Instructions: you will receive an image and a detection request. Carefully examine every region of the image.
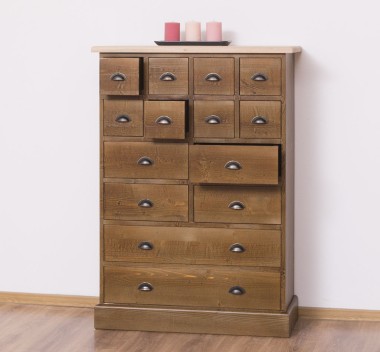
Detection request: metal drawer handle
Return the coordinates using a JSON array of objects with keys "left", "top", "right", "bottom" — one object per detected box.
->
[
  {"left": 251, "top": 116, "right": 268, "bottom": 124},
  {"left": 138, "top": 282, "right": 154, "bottom": 292},
  {"left": 205, "top": 73, "right": 221, "bottom": 82},
  {"left": 155, "top": 116, "right": 172, "bottom": 125},
  {"left": 225, "top": 161, "right": 242, "bottom": 170},
  {"left": 110, "top": 72, "right": 126, "bottom": 81},
  {"left": 137, "top": 157, "right": 154, "bottom": 166},
  {"left": 159, "top": 72, "right": 177, "bottom": 81},
  {"left": 229, "top": 286, "right": 246, "bottom": 295},
  {"left": 138, "top": 199, "right": 153, "bottom": 208},
  {"left": 228, "top": 201, "right": 245, "bottom": 210},
  {"left": 115, "top": 115, "right": 131, "bottom": 123},
  {"left": 138, "top": 241, "right": 154, "bottom": 250},
  {"left": 229, "top": 243, "right": 245, "bottom": 253},
  {"left": 205, "top": 115, "right": 221, "bottom": 124},
  {"left": 251, "top": 73, "right": 268, "bottom": 81}
]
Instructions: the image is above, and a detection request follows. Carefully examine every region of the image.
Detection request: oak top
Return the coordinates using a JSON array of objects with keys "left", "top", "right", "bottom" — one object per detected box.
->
[{"left": 91, "top": 46, "right": 301, "bottom": 54}]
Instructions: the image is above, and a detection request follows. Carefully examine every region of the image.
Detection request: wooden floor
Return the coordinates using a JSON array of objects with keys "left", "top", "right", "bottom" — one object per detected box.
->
[{"left": 1, "top": 303, "right": 380, "bottom": 352}]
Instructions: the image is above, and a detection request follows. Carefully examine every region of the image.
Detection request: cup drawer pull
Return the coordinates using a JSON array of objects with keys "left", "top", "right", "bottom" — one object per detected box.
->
[
  {"left": 229, "top": 243, "right": 245, "bottom": 253},
  {"left": 205, "top": 115, "right": 221, "bottom": 124},
  {"left": 229, "top": 286, "right": 246, "bottom": 295},
  {"left": 159, "top": 72, "right": 177, "bottom": 81},
  {"left": 225, "top": 161, "right": 242, "bottom": 170},
  {"left": 228, "top": 201, "right": 245, "bottom": 210},
  {"left": 110, "top": 72, "right": 126, "bottom": 81},
  {"left": 138, "top": 241, "right": 154, "bottom": 250},
  {"left": 115, "top": 115, "right": 131, "bottom": 123},
  {"left": 138, "top": 199, "right": 153, "bottom": 208},
  {"left": 155, "top": 116, "right": 173, "bottom": 125},
  {"left": 251, "top": 73, "right": 268, "bottom": 81},
  {"left": 251, "top": 116, "right": 268, "bottom": 124},
  {"left": 205, "top": 73, "right": 221, "bottom": 82},
  {"left": 137, "top": 157, "right": 154, "bottom": 166},
  {"left": 138, "top": 282, "right": 154, "bottom": 292}
]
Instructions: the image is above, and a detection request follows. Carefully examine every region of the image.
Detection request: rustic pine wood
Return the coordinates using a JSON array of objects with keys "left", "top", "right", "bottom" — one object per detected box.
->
[{"left": 189, "top": 145, "right": 279, "bottom": 185}]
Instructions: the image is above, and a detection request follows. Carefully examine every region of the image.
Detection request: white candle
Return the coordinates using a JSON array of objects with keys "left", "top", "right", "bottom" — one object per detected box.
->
[
  {"left": 206, "top": 21, "right": 222, "bottom": 41},
  {"left": 185, "top": 21, "right": 201, "bottom": 41}
]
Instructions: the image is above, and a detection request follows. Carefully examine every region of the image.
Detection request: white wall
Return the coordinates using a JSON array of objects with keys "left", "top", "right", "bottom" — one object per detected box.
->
[{"left": 1, "top": 0, "right": 380, "bottom": 309}]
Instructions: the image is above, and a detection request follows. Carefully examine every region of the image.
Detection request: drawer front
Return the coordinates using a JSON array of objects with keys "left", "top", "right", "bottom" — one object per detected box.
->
[
  {"left": 104, "top": 225, "right": 281, "bottom": 267},
  {"left": 104, "top": 265, "right": 281, "bottom": 310},
  {"left": 194, "top": 186, "right": 281, "bottom": 224},
  {"left": 149, "top": 58, "right": 188, "bottom": 95},
  {"left": 194, "top": 101, "right": 234, "bottom": 138},
  {"left": 104, "top": 142, "right": 188, "bottom": 179},
  {"left": 194, "top": 58, "right": 234, "bottom": 95},
  {"left": 104, "top": 183, "right": 188, "bottom": 221},
  {"left": 144, "top": 101, "right": 186, "bottom": 139},
  {"left": 190, "top": 145, "right": 279, "bottom": 185},
  {"left": 103, "top": 99, "right": 143, "bottom": 137},
  {"left": 100, "top": 58, "right": 141, "bottom": 96},
  {"left": 240, "top": 58, "right": 282, "bottom": 96},
  {"left": 240, "top": 101, "right": 281, "bottom": 139}
]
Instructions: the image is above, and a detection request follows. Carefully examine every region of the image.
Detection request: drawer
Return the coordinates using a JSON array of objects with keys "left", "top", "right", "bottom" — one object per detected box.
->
[
  {"left": 190, "top": 145, "right": 279, "bottom": 185},
  {"left": 240, "top": 101, "right": 281, "bottom": 139},
  {"left": 144, "top": 101, "right": 186, "bottom": 139},
  {"left": 104, "top": 142, "right": 188, "bottom": 179},
  {"left": 149, "top": 58, "right": 188, "bottom": 95},
  {"left": 104, "top": 264, "right": 281, "bottom": 310},
  {"left": 194, "top": 186, "right": 281, "bottom": 224},
  {"left": 240, "top": 58, "right": 282, "bottom": 96},
  {"left": 194, "top": 101, "right": 234, "bottom": 138},
  {"left": 194, "top": 58, "right": 234, "bottom": 95},
  {"left": 104, "top": 225, "right": 281, "bottom": 267},
  {"left": 100, "top": 58, "right": 142, "bottom": 95},
  {"left": 104, "top": 183, "right": 188, "bottom": 221},
  {"left": 103, "top": 99, "right": 143, "bottom": 137}
]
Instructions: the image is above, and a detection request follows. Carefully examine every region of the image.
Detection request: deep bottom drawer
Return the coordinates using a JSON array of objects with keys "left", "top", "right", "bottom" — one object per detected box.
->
[{"left": 103, "top": 264, "right": 281, "bottom": 310}]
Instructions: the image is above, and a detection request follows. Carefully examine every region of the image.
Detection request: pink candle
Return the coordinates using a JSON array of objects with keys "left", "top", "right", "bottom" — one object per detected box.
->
[
  {"left": 185, "top": 21, "right": 201, "bottom": 41},
  {"left": 165, "top": 22, "right": 180, "bottom": 41},
  {"left": 206, "top": 21, "right": 222, "bottom": 41}
]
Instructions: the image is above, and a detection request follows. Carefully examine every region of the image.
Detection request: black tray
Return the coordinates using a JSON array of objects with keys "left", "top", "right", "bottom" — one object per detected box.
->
[{"left": 155, "top": 41, "right": 231, "bottom": 46}]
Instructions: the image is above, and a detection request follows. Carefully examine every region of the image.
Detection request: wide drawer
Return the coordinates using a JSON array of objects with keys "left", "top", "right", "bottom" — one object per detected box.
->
[
  {"left": 103, "top": 264, "right": 281, "bottom": 310},
  {"left": 149, "top": 58, "right": 188, "bottom": 95},
  {"left": 103, "top": 99, "right": 143, "bottom": 137},
  {"left": 104, "top": 225, "right": 281, "bottom": 267},
  {"left": 100, "top": 58, "right": 142, "bottom": 96},
  {"left": 104, "top": 183, "right": 188, "bottom": 221},
  {"left": 240, "top": 58, "right": 282, "bottom": 96},
  {"left": 240, "top": 101, "right": 281, "bottom": 139},
  {"left": 194, "top": 58, "right": 235, "bottom": 95},
  {"left": 193, "top": 100, "right": 234, "bottom": 138},
  {"left": 194, "top": 186, "right": 281, "bottom": 224},
  {"left": 104, "top": 142, "right": 188, "bottom": 179},
  {"left": 144, "top": 101, "right": 186, "bottom": 139},
  {"left": 190, "top": 145, "right": 279, "bottom": 185}
]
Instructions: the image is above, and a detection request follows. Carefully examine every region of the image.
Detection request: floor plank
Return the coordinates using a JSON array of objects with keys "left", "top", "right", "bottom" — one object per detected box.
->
[{"left": 1, "top": 303, "right": 380, "bottom": 352}]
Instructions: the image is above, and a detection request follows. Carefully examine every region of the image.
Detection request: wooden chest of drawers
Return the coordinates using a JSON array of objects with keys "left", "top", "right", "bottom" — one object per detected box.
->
[{"left": 93, "top": 45, "right": 301, "bottom": 337}]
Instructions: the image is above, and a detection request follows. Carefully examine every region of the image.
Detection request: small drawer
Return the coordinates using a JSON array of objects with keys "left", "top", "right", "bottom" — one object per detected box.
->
[
  {"left": 149, "top": 58, "right": 188, "bottom": 95},
  {"left": 103, "top": 99, "right": 143, "bottom": 137},
  {"left": 144, "top": 101, "right": 186, "bottom": 139},
  {"left": 194, "top": 58, "right": 234, "bottom": 95},
  {"left": 104, "top": 183, "right": 188, "bottom": 221},
  {"left": 194, "top": 186, "right": 281, "bottom": 224},
  {"left": 104, "top": 142, "right": 188, "bottom": 179},
  {"left": 104, "top": 225, "right": 281, "bottom": 267},
  {"left": 190, "top": 145, "right": 279, "bottom": 185},
  {"left": 240, "top": 101, "right": 281, "bottom": 139},
  {"left": 240, "top": 58, "right": 282, "bottom": 96},
  {"left": 104, "top": 264, "right": 280, "bottom": 310},
  {"left": 100, "top": 58, "right": 142, "bottom": 95},
  {"left": 194, "top": 101, "right": 234, "bottom": 138}
]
